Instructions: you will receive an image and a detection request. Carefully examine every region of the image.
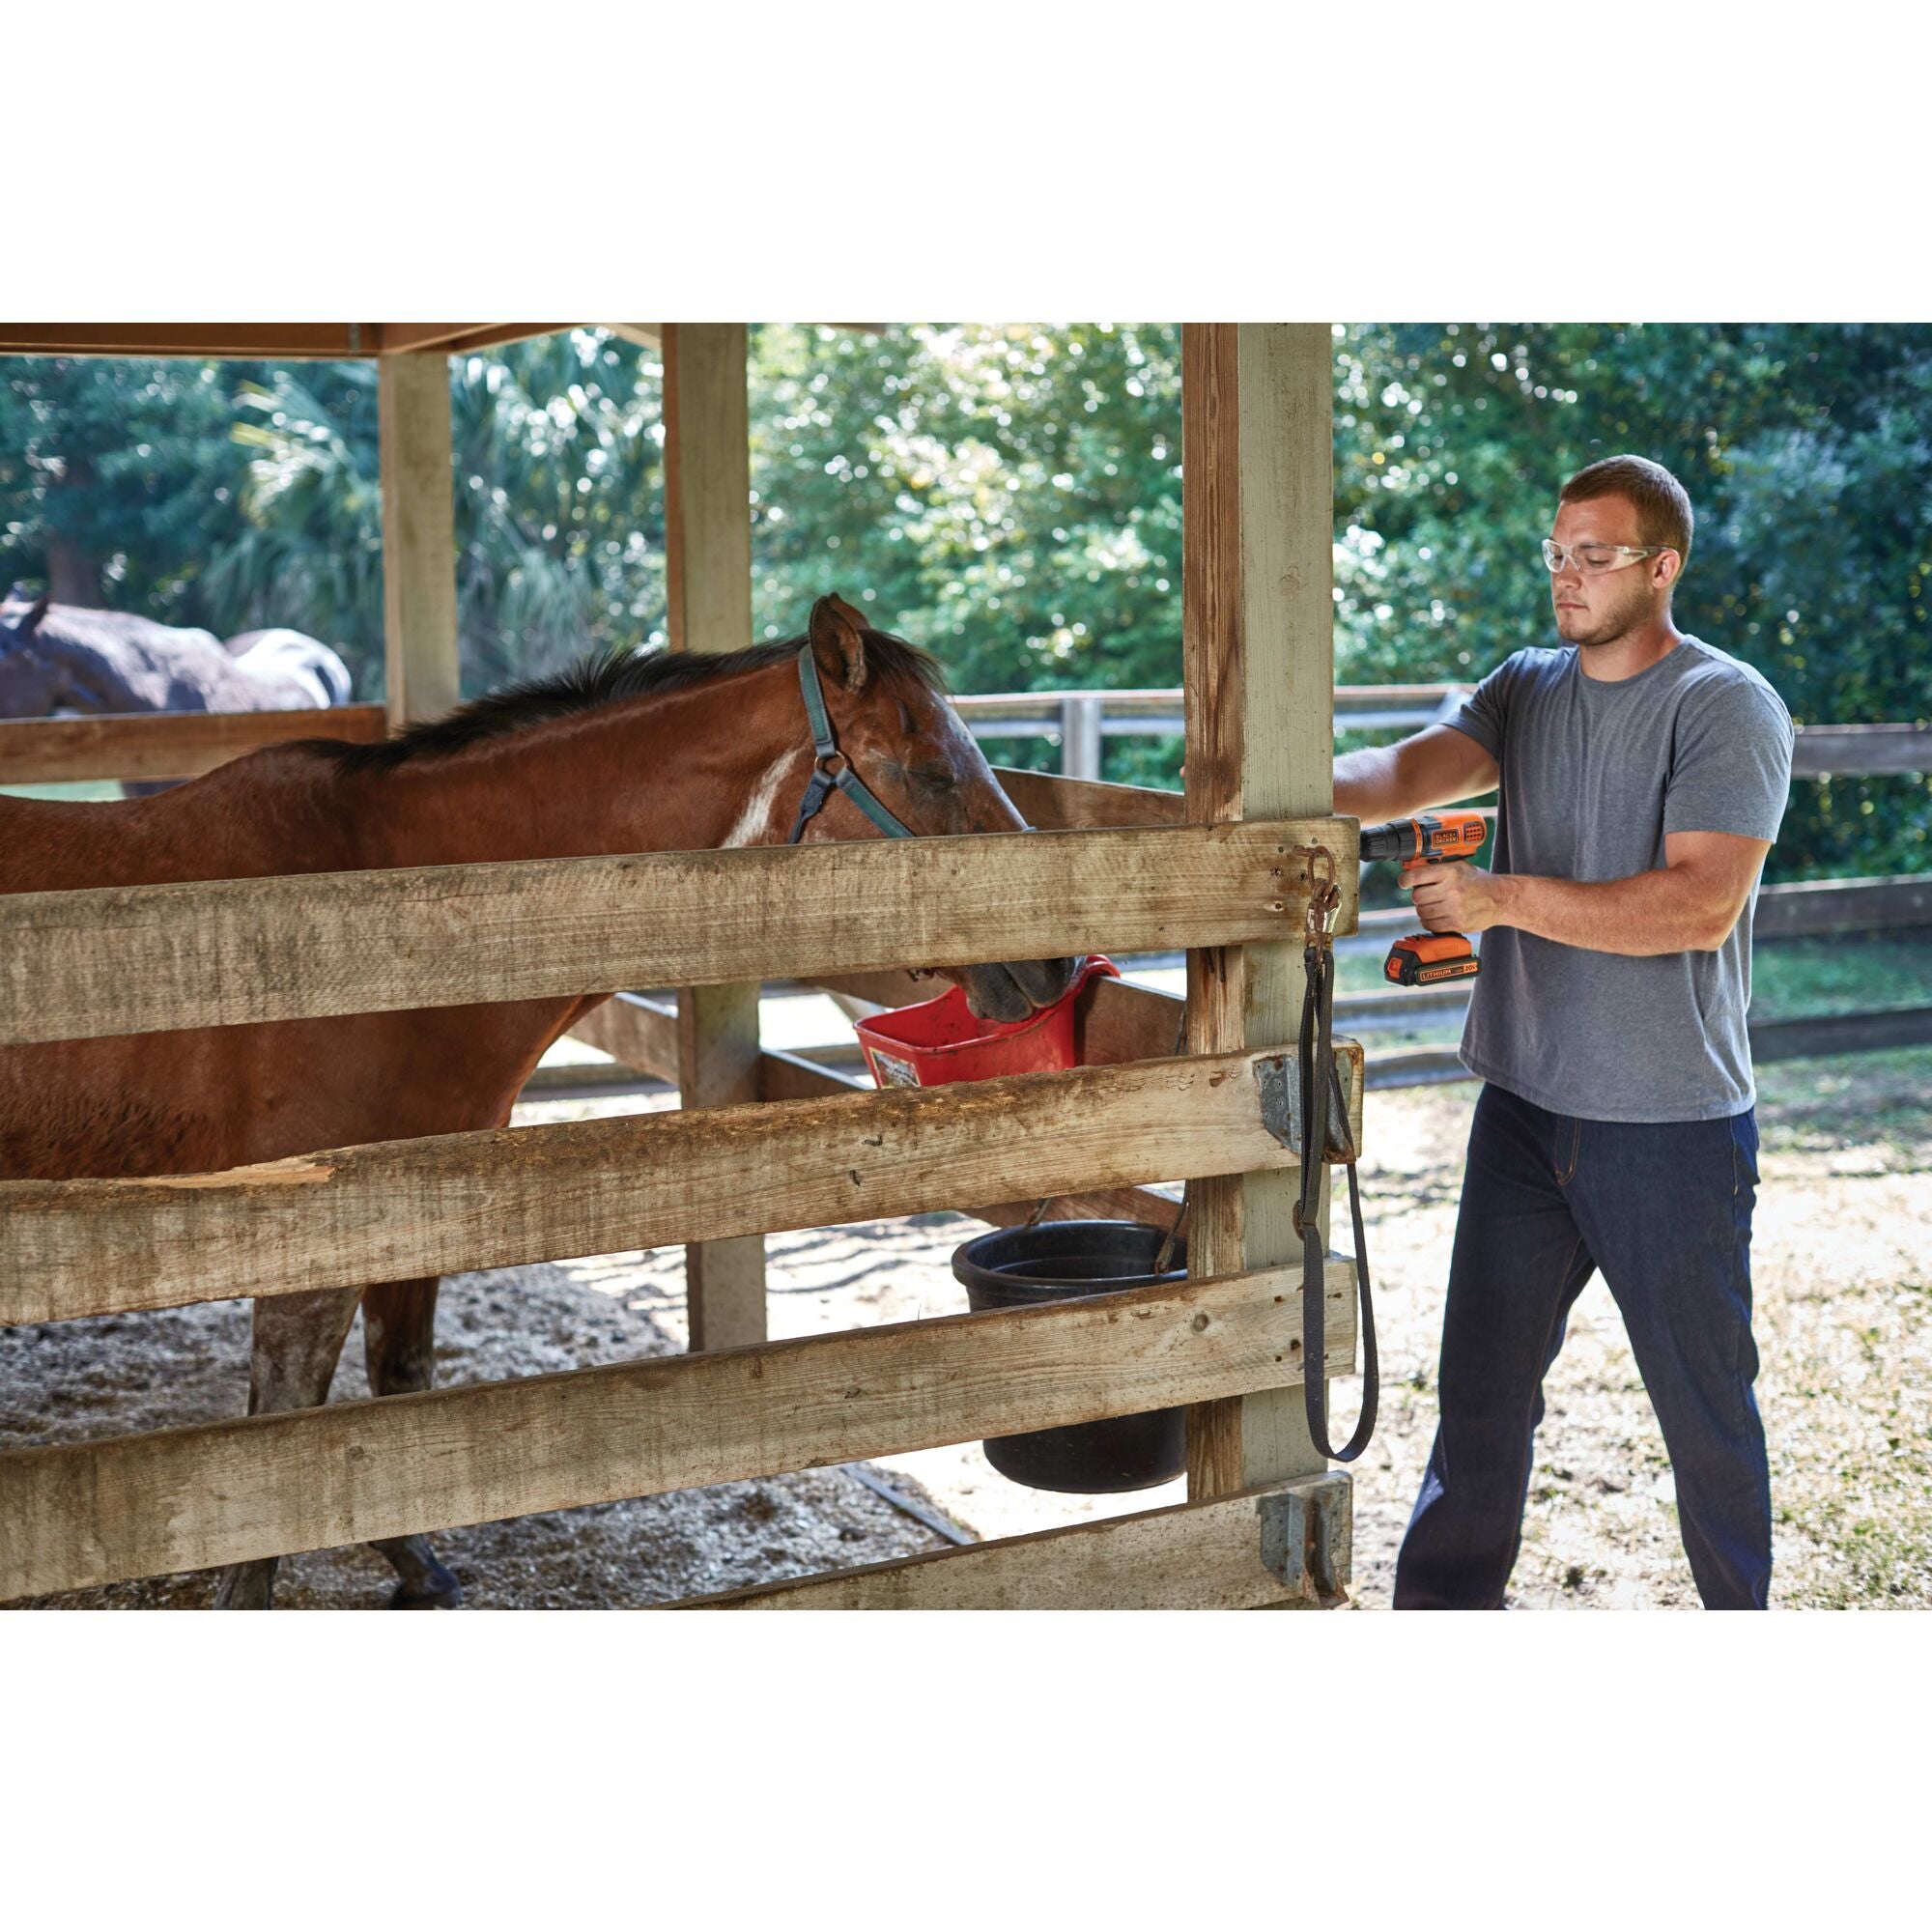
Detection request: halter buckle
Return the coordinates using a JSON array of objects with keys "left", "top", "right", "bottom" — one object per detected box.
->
[{"left": 1297, "top": 845, "right": 1341, "bottom": 946}]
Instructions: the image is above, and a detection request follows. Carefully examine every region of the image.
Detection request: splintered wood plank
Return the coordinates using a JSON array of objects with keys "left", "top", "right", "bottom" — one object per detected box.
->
[
  {"left": 0, "top": 1046, "right": 1351, "bottom": 1325},
  {"left": 0, "top": 706, "right": 389, "bottom": 786},
  {"left": 0, "top": 817, "right": 1354, "bottom": 1046},
  {"left": 682, "top": 1475, "right": 1354, "bottom": 1610},
  {"left": 0, "top": 1264, "right": 1357, "bottom": 1601}
]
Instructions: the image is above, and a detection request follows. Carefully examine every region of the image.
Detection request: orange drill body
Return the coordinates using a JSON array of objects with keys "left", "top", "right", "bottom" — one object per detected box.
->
[{"left": 1358, "top": 811, "right": 1490, "bottom": 988}]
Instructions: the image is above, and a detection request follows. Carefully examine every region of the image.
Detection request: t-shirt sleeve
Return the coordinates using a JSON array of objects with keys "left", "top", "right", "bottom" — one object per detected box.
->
[
  {"left": 1663, "top": 674, "right": 1795, "bottom": 842},
  {"left": 1442, "top": 651, "right": 1520, "bottom": 760}
]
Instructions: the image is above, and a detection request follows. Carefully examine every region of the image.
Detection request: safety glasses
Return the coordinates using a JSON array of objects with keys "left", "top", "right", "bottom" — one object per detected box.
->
[{"left": 1542, "top": 538, "right": 1676, "bottom": 576}]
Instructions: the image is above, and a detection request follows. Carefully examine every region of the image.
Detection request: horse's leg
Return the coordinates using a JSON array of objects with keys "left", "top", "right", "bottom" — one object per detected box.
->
[
  {"left": 212, "top": 1286, "right": 363, "bottom": 1609},
  {"left": 362, "top": 1277, "right": 464, "bottom": 1610}
]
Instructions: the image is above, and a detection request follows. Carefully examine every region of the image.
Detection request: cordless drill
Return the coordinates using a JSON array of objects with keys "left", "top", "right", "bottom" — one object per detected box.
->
[{"left": 1359, "top": 811, "right": 1490, "bottom": 987}]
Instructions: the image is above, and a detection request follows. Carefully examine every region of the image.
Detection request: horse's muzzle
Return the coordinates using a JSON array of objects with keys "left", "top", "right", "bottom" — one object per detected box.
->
[{"left": 954, "top": 954, "right": 1080, "bottom": 1024}]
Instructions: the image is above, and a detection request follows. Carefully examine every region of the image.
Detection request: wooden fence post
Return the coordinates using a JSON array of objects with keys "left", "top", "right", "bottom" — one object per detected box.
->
[
  {"left": 378, "top": 352, "right": 461, "bottom": 726},
  {"left": 662, "top": 322, "right": 766, "bottom": 1352},
  {"left": 1180, "top": 323, "right": 1342, "bottom": 1507}
]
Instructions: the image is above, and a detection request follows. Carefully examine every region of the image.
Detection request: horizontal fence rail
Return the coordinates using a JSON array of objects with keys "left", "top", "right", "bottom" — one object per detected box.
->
[
  {"left": 1788, "top": 722, "right": 1932, "bottom": 777},
  {"left": 955, "top": 685, "right": 1467, "bottom": 735},
  {"left": 684, "top": 1475, "right": 1354, "bottom": 1611},
  {"left": 3, "top": 696, "right": 1920, "bottom": 792},
  {"left": 0, "top": 1260, "right": 1359, "bottom": 1602},
  {"left": 961, "top": 690, "right": 1926, "bottom": 781},
  {"left": 0, "top": 1043, "right": 1364, "bottom": 1325},
  {"left": 0, "top": 705, "right": 389, "bottom": 786},
  {"left": 958, "top": 687, "right": 1465, "bottom": 778},
  {"left": 1752, "top": 873, "right": 1932, "bottom": 937},
  {"left": 0, "top": 818, "right": 1355, "bottom": 1047}
]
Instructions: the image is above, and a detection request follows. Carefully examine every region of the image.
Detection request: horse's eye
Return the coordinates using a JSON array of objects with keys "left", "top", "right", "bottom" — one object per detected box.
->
[{"left": 911, "top": 762, "right": 957, "bottom": 791}]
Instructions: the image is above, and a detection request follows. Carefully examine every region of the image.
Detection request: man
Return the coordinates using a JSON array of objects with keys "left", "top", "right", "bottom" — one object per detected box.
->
[{"left": 1334, "top": 454, "right": 1794, "bottom": 1609}]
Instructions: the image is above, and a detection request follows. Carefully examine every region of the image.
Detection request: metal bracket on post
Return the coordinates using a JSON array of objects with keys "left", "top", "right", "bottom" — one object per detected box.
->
[
  {"left": 1253, "top": 1052, "right": 1356, "bottom": 1158},
  {"left": 1258, "top": 1481, "right": 1349, "bottom": 1605}
]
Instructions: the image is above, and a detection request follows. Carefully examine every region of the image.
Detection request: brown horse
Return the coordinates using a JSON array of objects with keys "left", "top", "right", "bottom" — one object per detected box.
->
[{"left": 0, "top": 594, "right": 1076, "bottom": 1608}]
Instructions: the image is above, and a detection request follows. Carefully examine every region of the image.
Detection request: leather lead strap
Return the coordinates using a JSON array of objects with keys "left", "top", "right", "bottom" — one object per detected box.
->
[{"left": 1297, "top": 907, "right": 1379, "bottom": 1464}]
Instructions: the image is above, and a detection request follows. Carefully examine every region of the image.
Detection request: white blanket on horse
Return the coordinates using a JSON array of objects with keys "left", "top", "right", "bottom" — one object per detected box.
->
[{"left": 230, "top": 630, "right": 354, "bottom": 709}]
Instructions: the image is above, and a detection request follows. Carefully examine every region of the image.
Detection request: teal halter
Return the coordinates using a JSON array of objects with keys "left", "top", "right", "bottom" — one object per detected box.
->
[{"left": 786, "top": 642, "right": 917, "bottom": 843}]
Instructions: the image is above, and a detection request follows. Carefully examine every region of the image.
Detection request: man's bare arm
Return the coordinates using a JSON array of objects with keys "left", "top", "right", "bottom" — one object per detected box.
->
[
  {"left": 1409, "top": 830, "right": 1773, "bottom": 956},
  {"left": 1334, "top": 724, "right": 1499, "bottom": 823}
]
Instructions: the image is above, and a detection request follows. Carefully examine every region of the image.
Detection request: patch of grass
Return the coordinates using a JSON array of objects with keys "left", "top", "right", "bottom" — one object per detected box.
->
[
  {"left": 1751, "top": 930, "right": 1932, "bottom": 1020},
  {"left": 1755, "top": 1044, "right": 1932, "bottom": 1157}
]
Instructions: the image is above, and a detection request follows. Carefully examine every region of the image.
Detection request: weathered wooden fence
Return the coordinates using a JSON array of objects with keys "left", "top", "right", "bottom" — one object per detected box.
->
[{"left": 0, "top": 322, "right": 1365, "bottom": 1610}]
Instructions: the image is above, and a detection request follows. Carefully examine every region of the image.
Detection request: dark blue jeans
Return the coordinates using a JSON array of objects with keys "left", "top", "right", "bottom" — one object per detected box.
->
[{"left": 1395, "top": 1082, "right": 1771, "bottom": 1610}]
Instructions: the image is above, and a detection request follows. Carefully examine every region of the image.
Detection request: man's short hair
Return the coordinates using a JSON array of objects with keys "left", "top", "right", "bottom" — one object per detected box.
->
[{"left": 1559, "top": 455, "right": 1694, "bottom": 573}]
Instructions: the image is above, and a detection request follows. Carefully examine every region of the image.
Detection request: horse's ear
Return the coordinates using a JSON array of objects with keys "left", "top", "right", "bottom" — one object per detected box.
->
[
  {"left": 3, "top": 593, "right": 49, "bottom": 641},
  {"left": 809, "top": 594, "right": 869, "bottom": 695}
]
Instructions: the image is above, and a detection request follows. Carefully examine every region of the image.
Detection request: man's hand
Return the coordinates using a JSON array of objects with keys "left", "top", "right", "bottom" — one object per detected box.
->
[{"left": 1408, "top": 861, "right": 1510, "bottom": 934}]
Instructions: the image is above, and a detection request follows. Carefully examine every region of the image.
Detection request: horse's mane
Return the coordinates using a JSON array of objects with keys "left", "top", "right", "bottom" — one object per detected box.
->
[{"left": 312, "top": 628, "right": 947, "bottom": 775}]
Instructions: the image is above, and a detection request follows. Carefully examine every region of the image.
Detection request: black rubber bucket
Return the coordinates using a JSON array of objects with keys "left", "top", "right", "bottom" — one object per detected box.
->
[{"left": 951, "top": 1219, "right": 1187, "bottom": 1493}]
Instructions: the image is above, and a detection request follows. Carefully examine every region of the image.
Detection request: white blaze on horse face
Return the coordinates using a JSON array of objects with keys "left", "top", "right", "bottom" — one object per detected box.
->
[{"left": 723, "top": 748, "right": 809, "bottom": 848}]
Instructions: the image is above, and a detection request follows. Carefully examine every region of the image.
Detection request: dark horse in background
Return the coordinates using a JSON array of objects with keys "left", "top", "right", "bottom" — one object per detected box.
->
[
  {"left": 0, "top": 587, "right": 353, "bottom": 795},
  {"left": 0, "top": 595, "right": 1077, "bottom": 1608}
]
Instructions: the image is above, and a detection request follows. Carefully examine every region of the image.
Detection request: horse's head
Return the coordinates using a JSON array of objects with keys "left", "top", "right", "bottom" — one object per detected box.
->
[
  {"left": 793, "top": 593, "right": 1079, "bottom": 1023},
  {"left": 0, "top": 592, "right": 61, "bottom": 718}
]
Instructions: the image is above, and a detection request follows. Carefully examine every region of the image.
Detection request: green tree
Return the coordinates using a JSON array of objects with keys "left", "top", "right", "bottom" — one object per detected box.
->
[
  {"left": 0, "top": 355, "right": 258, "bottom": 621},
  {"left": 204, "top": 331, "right": 668, "bottom": 698},
  {"left": 201, "top": 361, "right": 387, "bottom": 690},
  {"left": 1330, "top": 323, "right": 1932, "bottom": 880},
  {"left": 747, "top": 323, "right": 1185, "bottom": 781},
  {"left": 3, "top": 324, "right": 1923, "bottom": 879}
]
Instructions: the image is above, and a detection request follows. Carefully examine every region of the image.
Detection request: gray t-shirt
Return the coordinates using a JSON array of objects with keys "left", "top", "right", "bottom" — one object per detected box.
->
[{"left": 1444, "top": 635, "right": 1794, "bottom": 1122}]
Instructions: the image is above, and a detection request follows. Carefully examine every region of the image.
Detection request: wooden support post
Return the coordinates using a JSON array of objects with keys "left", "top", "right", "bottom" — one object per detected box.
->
[
  {"left": 1180, "top": 324, "right": 1342, "bottom": 1507},
  {"left": 378, "top": 352, "right": 461, "bottom": 727},
  {"left": 663, "top": 322, "right": 765, "bottom": 1350}
]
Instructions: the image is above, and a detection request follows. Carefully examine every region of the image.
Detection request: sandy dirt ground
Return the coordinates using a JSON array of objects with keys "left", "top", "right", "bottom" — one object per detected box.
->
[{"left": 7, "top": 1047, "right": 1927, "bottom": 1611}]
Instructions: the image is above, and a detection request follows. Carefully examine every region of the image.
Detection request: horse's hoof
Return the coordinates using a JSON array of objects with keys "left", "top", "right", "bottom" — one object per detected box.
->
[{"left": 387, "top": 1571, "right": 464, "bottom": 1610}]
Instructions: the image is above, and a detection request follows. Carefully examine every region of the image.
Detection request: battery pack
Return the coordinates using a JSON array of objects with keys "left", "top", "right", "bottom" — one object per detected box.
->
[{"left": 1384, "top": 932, "right": 1481, "bottom": 988}]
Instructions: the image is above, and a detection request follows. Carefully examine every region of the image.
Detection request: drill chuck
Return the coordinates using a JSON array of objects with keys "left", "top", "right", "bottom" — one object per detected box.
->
[{"left": 1359, "top": 810, "right": 1489, "bottom": 867}]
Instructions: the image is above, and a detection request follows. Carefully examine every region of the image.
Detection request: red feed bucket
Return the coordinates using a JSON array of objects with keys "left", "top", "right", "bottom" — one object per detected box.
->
[{"left": 855, "top": 956, "right": 1120, "bottom": 1089}]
